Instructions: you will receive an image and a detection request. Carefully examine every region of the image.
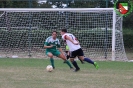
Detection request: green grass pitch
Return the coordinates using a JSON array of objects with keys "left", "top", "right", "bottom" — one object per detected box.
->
[{"left": 0, "top": 58, "right": 133, "bottom": 88}]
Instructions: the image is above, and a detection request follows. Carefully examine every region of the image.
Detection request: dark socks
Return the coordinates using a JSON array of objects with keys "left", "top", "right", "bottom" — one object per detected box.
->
[
  {"left": 50, "top": 58, "right": 55, "bottom": 68},
  {"left": 66, "top": 55, "right": 70, "bottom": 60},
  {"left": 72, "top": 61, "right": 80, "bottom": 69},
  {"left": 65, "top": 60, "right": 73, "bottom": 68},
  {"left": 84, "top": 57, "right": 94, "bottom": 64}
]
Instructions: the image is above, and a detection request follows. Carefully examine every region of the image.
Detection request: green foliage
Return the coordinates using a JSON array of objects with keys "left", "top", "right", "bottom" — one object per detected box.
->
[
  {"left": 123, "top": 29, "right": 133, "bottom": 48},
  {"left": 0, "top": 0, "right": 132, "bottom": 29},
  {"left": 0, "top": 29, "right": 112, "bottom": 49},
  {"left": 0, "top": 0, "right": 38, "bottom": 8},
  {"left": 38, "top": 2, "right": 51, "bottom": 8},
  {"left": 123, "top": 12, "right": 133, "bottom": 28},
  {"left": 0, "top": 28, "right": 132, "bottom": 49}
]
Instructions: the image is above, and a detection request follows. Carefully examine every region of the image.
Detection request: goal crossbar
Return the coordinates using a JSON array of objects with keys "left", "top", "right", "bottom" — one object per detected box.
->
[{"left": 0, "top": 8, "right": 114, "bottom": 12}]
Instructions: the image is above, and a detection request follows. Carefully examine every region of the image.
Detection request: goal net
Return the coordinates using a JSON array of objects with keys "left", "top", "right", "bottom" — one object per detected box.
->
[{"left": 0, "top": 8, "right": 127, "bottom": 61}]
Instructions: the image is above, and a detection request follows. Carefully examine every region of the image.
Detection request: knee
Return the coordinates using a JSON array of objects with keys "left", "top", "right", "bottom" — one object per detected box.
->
[
  {"left": 48, "top": 53, "right": 53, "bottom": 58},
  {"left": 78, "top": 56, "right": 84, "bottom": 60}
]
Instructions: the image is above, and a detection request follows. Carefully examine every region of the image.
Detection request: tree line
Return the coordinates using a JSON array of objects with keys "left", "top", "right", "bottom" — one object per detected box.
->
[{"left": 0, "top": 0, "right": 132, "bottom": 28}]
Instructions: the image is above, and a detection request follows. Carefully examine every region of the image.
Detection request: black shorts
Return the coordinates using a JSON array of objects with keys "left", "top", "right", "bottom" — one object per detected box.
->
[{"left": 70, "top": 48, "right": 84, "bottom": 58}]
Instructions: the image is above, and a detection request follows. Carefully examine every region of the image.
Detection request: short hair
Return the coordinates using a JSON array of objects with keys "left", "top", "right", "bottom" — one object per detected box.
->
[
  {"left": 52, "top": 31, "right": 57, "bottom": 34},
  {"left": 61, "top": 29, "right": 67, "bottom": 33}
]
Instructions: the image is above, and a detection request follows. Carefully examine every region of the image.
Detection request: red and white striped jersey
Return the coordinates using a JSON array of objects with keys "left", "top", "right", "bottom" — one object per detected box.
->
[{"left": 62, "top": 33, "right": 81, "bottom": 51}]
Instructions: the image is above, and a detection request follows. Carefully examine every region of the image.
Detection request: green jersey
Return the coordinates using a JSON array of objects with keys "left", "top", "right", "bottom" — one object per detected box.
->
[{"left": 44, "top": 36, "right": 61, "bottom": 52}]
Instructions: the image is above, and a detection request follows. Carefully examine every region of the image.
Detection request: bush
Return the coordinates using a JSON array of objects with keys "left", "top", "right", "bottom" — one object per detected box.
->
[
  {"left": 0, "top": 29, "right": 112, "bottom": 48},
  {"left": 1, "top": 29, "right": 132, "bottom": 49},
  {"left": 123, "top": 29, "right": 133, "bottom": 48}
]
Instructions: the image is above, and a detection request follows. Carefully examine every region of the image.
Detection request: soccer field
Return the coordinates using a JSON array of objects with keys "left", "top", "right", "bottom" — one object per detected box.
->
[{"left": 0, "top": 58, "right": 132, "bottom": 88}]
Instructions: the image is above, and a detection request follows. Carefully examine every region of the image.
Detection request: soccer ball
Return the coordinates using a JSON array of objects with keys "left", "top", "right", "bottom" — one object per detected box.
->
[{"left": 46, "top": 65, "right": 53, "bottom": 72}]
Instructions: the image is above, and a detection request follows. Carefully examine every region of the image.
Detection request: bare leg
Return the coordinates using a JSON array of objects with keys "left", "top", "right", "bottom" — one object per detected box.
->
[
  {"left": 58, "top": 54, "right": 73, "bottom": 68},
  {"left": 77, "top": 56, "right": 85, "bottom": 64}
]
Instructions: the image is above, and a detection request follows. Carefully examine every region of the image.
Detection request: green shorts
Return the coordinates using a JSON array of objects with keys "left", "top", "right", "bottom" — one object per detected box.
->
[{"left": 46, "top": 50, "right": 61, "bottom": 57}]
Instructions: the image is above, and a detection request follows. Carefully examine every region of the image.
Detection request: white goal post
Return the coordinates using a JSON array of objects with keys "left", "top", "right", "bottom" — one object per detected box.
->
[{"left": 0, "top": 8, "right": 127, "bottom": 61}]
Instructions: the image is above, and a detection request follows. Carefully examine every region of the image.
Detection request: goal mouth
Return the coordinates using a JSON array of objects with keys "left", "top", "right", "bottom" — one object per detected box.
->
[{"left": 0, "top": 8, "right": 127, "bottom": 61}]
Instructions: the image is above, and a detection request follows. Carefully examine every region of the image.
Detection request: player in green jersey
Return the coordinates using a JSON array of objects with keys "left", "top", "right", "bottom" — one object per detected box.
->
[{"left": 44, "top": 31, "right": 73, "bottom": 69}]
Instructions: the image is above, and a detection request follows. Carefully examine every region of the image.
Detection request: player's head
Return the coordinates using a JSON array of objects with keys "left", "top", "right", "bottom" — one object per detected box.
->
[
  {"left": 52, "top": 31, "right": 57, "bottom": 39},
  {"left": 60, "top": 29, "right": 67, "bottom": 35}
]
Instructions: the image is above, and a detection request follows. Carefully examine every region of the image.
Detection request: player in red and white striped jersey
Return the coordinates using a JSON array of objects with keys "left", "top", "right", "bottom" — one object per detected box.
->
[{"left": 60, "top": 29, "right": 99, "bottom": 72}]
